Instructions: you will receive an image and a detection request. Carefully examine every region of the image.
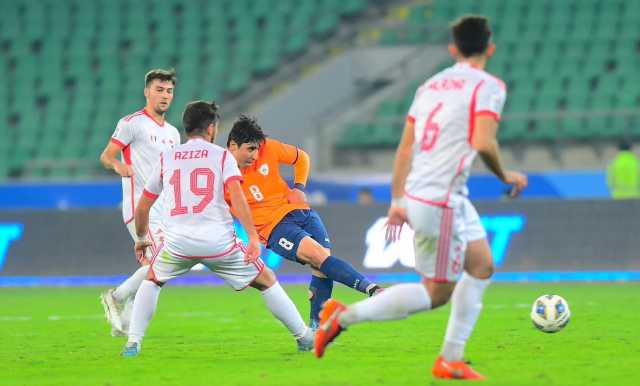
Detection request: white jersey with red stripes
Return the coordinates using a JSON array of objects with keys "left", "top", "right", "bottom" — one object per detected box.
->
[
  {"left": 111, "top": 109, "right": 180, "bottom": 223},
  {"left": 404, "top": 62, "right": 506, "bottom": 207},
  {"left": 143, "top": 138, "right": 243, "bottom": 258}
]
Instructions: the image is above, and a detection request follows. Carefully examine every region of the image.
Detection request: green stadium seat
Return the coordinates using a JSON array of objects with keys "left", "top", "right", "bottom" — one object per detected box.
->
[
  {"left": 337, "top": 124, "right": 369, "bottom": 148},
  {"left": 529, "top": 122, "right": 558, "bottom": 142},
  {"left": 561, "top": 118, "right": 597, "bottom": 141},
  {"left": 628, "top": 121, "right": 640, "bottom": 140},
  {"left": 499, "top": 119, "right": 528, "bottom": 142},
  {"left": 313, "top": 13, "right": 339, "bottom": 38},
  {"left": 342, "top": 0, "right": 367, "bottom": 16}
]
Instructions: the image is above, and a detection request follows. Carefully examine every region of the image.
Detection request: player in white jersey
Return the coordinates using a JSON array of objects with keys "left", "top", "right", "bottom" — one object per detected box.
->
[
  {"left": 121, "top": 101, "right": 313, "bottom": 357},
  {"left": 315, "top": 16, "right": 528, "bottom": 380},
  {"left": 99, "top": 69, "right": 181, "bottom": 336}
]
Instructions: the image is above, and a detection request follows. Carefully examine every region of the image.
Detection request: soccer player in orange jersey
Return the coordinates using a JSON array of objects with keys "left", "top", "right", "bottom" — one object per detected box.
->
[{"left": 226, "top": 116, "right": 382, "bottom": 329}]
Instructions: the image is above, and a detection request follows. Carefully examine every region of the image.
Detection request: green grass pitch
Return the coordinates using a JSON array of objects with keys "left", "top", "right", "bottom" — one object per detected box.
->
[{"left": 0, "top": 283, "right": 638, "bottom": 386}]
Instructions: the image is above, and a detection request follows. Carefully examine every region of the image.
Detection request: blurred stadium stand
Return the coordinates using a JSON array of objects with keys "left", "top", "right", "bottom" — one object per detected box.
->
[
  {"left": 338, "top": 0, "right": 640, "bottom": 149},
  {"left": 0, "top": 0, "right": 374, "bottom": 180},
  {"left": 2, "top": 0, "right": 640, "bottom": 180}
]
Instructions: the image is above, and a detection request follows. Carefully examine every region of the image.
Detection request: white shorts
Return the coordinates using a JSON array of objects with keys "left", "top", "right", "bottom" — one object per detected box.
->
[
  {"left": 149, "top": 246, "right": 265, "bottom": 290},
  {"left": 407, "top": 196, "right": 486, "bottom": 282},
  {"left": 126, "top": 219, "right": 164, "bottom": 263}
]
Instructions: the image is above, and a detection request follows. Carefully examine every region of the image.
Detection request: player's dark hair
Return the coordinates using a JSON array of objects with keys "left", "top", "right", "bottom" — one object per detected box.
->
[
  {"left": 227, "top": 115, "right": 267, "bottom": 147},
  {"left": 145, "top": 68, "right": 177, "bottom": 87},
  {"left": 182, "top": 100, "right": 220, "bottom": 136},
  {"left": 450, "top": 15, "right": 492, "bottom": 57}
]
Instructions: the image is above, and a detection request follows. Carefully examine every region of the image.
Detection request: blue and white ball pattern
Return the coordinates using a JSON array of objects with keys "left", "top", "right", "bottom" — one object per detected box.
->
[{"left": 530, "top": 294, "right": 570, "bottom": 333}]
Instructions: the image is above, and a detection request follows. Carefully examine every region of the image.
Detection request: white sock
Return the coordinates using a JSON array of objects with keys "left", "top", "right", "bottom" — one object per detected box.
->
[
  {"left": 441, "top": 272, "right": 490, "bottom": 362},
  {"left": 261, "top": 282, "right": 308, "bottom": 339},
  {"left": 113, "top": 265, "right": 149, "bottom": 302},
  {"left": 128, "top": 280, "right": 161, "bottom": 345},
  {"left": 339, "top": 283, "right": 432, "bottom": 327},
  {"left": 121, "top": 298, "right": 134, "bottom": 331}
]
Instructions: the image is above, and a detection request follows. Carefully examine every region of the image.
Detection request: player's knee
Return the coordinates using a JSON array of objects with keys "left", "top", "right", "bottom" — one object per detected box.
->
[
  {"left": 297, "top": 238, "right": 330, "bottom": 268},
  {"left": 250, "top": 268, "right": 276, "bottom": 291},
  {"left": 466, "top": 262, "right": 494, "bottom": 280},
  {"left": 147, "top": 278, "right": 164, "bottom": 287},
  {"left": 421, "top": 279, "right": 454, "bottom": 308},
  {"left": 311, "top": 268, "right": 327, "bottom": 278}
]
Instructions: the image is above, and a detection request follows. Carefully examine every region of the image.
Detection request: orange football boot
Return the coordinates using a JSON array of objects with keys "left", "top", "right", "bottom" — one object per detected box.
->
[
  {"left": 314, "top": 299, "right": 347, "bottom": 358},
  {"left": 432, "top": 355, "right": 485, "bottom": 380}
]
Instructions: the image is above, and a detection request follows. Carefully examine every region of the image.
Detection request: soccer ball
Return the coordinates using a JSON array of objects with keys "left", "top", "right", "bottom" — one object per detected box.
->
[{"left": 530, "top": 294, "right": 570, "bottom": 333}]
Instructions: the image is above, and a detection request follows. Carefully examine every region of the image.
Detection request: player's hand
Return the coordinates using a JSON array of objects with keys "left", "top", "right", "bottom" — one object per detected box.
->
[
  {"left": 114, "top": 162, "right": 134, "bottom": 178},
  {"left": 287, "top": 188, "right": 307, "bottom": 204},
  {"left": 134, "top": 240, "right": 152, "bottom": 265},
  {"left": 385, "top": 206, "right": 408, "bottom": 243},
  {"left": 244, "top": 236, "right": 261, "bottom": 264},
  {"left": 503, "top": 170, "right": 528, "bottom": 197}
]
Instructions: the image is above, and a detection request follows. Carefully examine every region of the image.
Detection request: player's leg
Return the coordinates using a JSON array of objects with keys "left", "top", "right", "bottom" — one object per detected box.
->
[
  {"left": 340, "top": 278, "right": 452, "bottom": 325},
  {"left": 301, "top": 210, "right": 382, "bottom": 296},
  {"left": 269, "top": 210, "right": 380, "bottom": 296},
  {"left": 119, "top": 221, "right": 164, "bottom": 333},
  {"left": 308, "top": 269, "right": 332, "bottom": 330},
  {"left": 321, "top": 199, "right": 460, "bottom": 327},
  {"left": 316, "top": 201, "right": 485, "bottom": 381},
  {"left": 440, "top": 198, "right": 493, "bottom": 364},
  {"left": 123, "top": 249, "right": 191, "bottom": 357},
  {"left": 267, "top": 211, "right": 335, "bottom": 329},
  {"left": 113, "top": 220, "right": 160, "bottom": 301},
  {"left": 207, "top": 250, "right": 312, "bottom": 351},
  {"left": 315, "top": 203, "right": 457, "bottom": 357},
  {"left": 102, "top": 220, "right": 160, "bottom": 335},
  {"left": 315, "top": 278, "right": 453, "bottom": 358},
  {"left": 323, "top": 205, "right": 461, "bottom": 328},
  {"left": 249, "top": 266, "right": 314, "bottom": 351},
  {"left": 432, "top": 199, "right": 488, "bottom": 380}
]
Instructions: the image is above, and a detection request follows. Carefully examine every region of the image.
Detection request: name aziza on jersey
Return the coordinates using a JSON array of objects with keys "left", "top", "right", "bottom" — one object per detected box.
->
[{"left": 174, "top": 149, "right": 209, "bottom": 160}]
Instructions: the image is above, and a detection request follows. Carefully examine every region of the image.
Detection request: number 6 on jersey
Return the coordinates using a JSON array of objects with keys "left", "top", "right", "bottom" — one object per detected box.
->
[{"left": 420, "top": 102, "right": 443, "bottom": 151}]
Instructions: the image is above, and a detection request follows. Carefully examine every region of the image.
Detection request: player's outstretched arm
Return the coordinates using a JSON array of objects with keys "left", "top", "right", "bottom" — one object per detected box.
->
[
  {"left": 134, "top": 194, "right": 155, "bottom": 264},
  {"left": 227, "top": 180, "right": 261, "bottom": 263},
  {"left": 472, "top": 115, "right": 527, "bottom": 197},
  {"left": 386, "top": 119, "right": 414, "bottom": 241},
  {"left": 391, "top": 119, "right": 415, "bottom": 202},
  {"left": 100, "top": 141, "right": 133, "bottom": 177}
]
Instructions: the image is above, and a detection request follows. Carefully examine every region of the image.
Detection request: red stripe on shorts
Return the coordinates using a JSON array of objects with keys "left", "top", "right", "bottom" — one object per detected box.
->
[{"left": 436, "top": 208, "right": 453, "bottom": 280}]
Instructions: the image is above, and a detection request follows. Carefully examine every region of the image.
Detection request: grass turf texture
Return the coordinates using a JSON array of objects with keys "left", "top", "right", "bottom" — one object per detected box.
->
[{"left": 0, "top": 283, "right": 637, "bottom": 386}]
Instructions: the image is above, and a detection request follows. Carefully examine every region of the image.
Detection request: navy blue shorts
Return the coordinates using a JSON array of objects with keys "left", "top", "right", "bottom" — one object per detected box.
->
[{"left": 267, "top": 209, "right": 332, "bottom": 264}]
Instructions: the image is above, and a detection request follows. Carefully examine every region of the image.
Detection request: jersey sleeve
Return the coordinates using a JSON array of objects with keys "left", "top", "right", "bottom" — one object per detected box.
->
[
  {"left": 474, "top": 79, "right": 507, "bottom": 121},
  {"left": 270, "top": 139, "right": 300, "bottom": 165},
  {"left": 111, "top": 119, "right": 135, "bottom": 149},
  {"left": 222, "top": 150, "right": 243, "bottom": 188},
  {"left": 173, "top": 128, "right": 181, "bottom": 147},
  {"left": 143, "top": 152, "right": 164, "bottom": 199},
  {"left": 407, "top": 85, "right": 425, "bottom": 124}
]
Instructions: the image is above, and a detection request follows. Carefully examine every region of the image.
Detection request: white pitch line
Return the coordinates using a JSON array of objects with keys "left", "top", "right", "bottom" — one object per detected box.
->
[
  {"left": 48, "top": 314, "right": 104, "bottom": 321},
  {"left": 0, "top": 316, "right": 32, "bottom": 321}
]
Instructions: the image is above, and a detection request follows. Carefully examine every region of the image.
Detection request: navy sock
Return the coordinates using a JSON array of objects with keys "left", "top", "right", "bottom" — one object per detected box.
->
[
  {"left": 319, "top": 256, "right": 372, "bottom": 294},
  {"left": 308, "top": 275, "right": 333, "bottom": 329}
]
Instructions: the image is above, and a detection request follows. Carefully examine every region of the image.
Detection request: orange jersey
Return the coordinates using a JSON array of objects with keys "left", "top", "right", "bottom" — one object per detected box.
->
[{"left": 231, "top": 138, "right": 309, "bottom": 243}]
